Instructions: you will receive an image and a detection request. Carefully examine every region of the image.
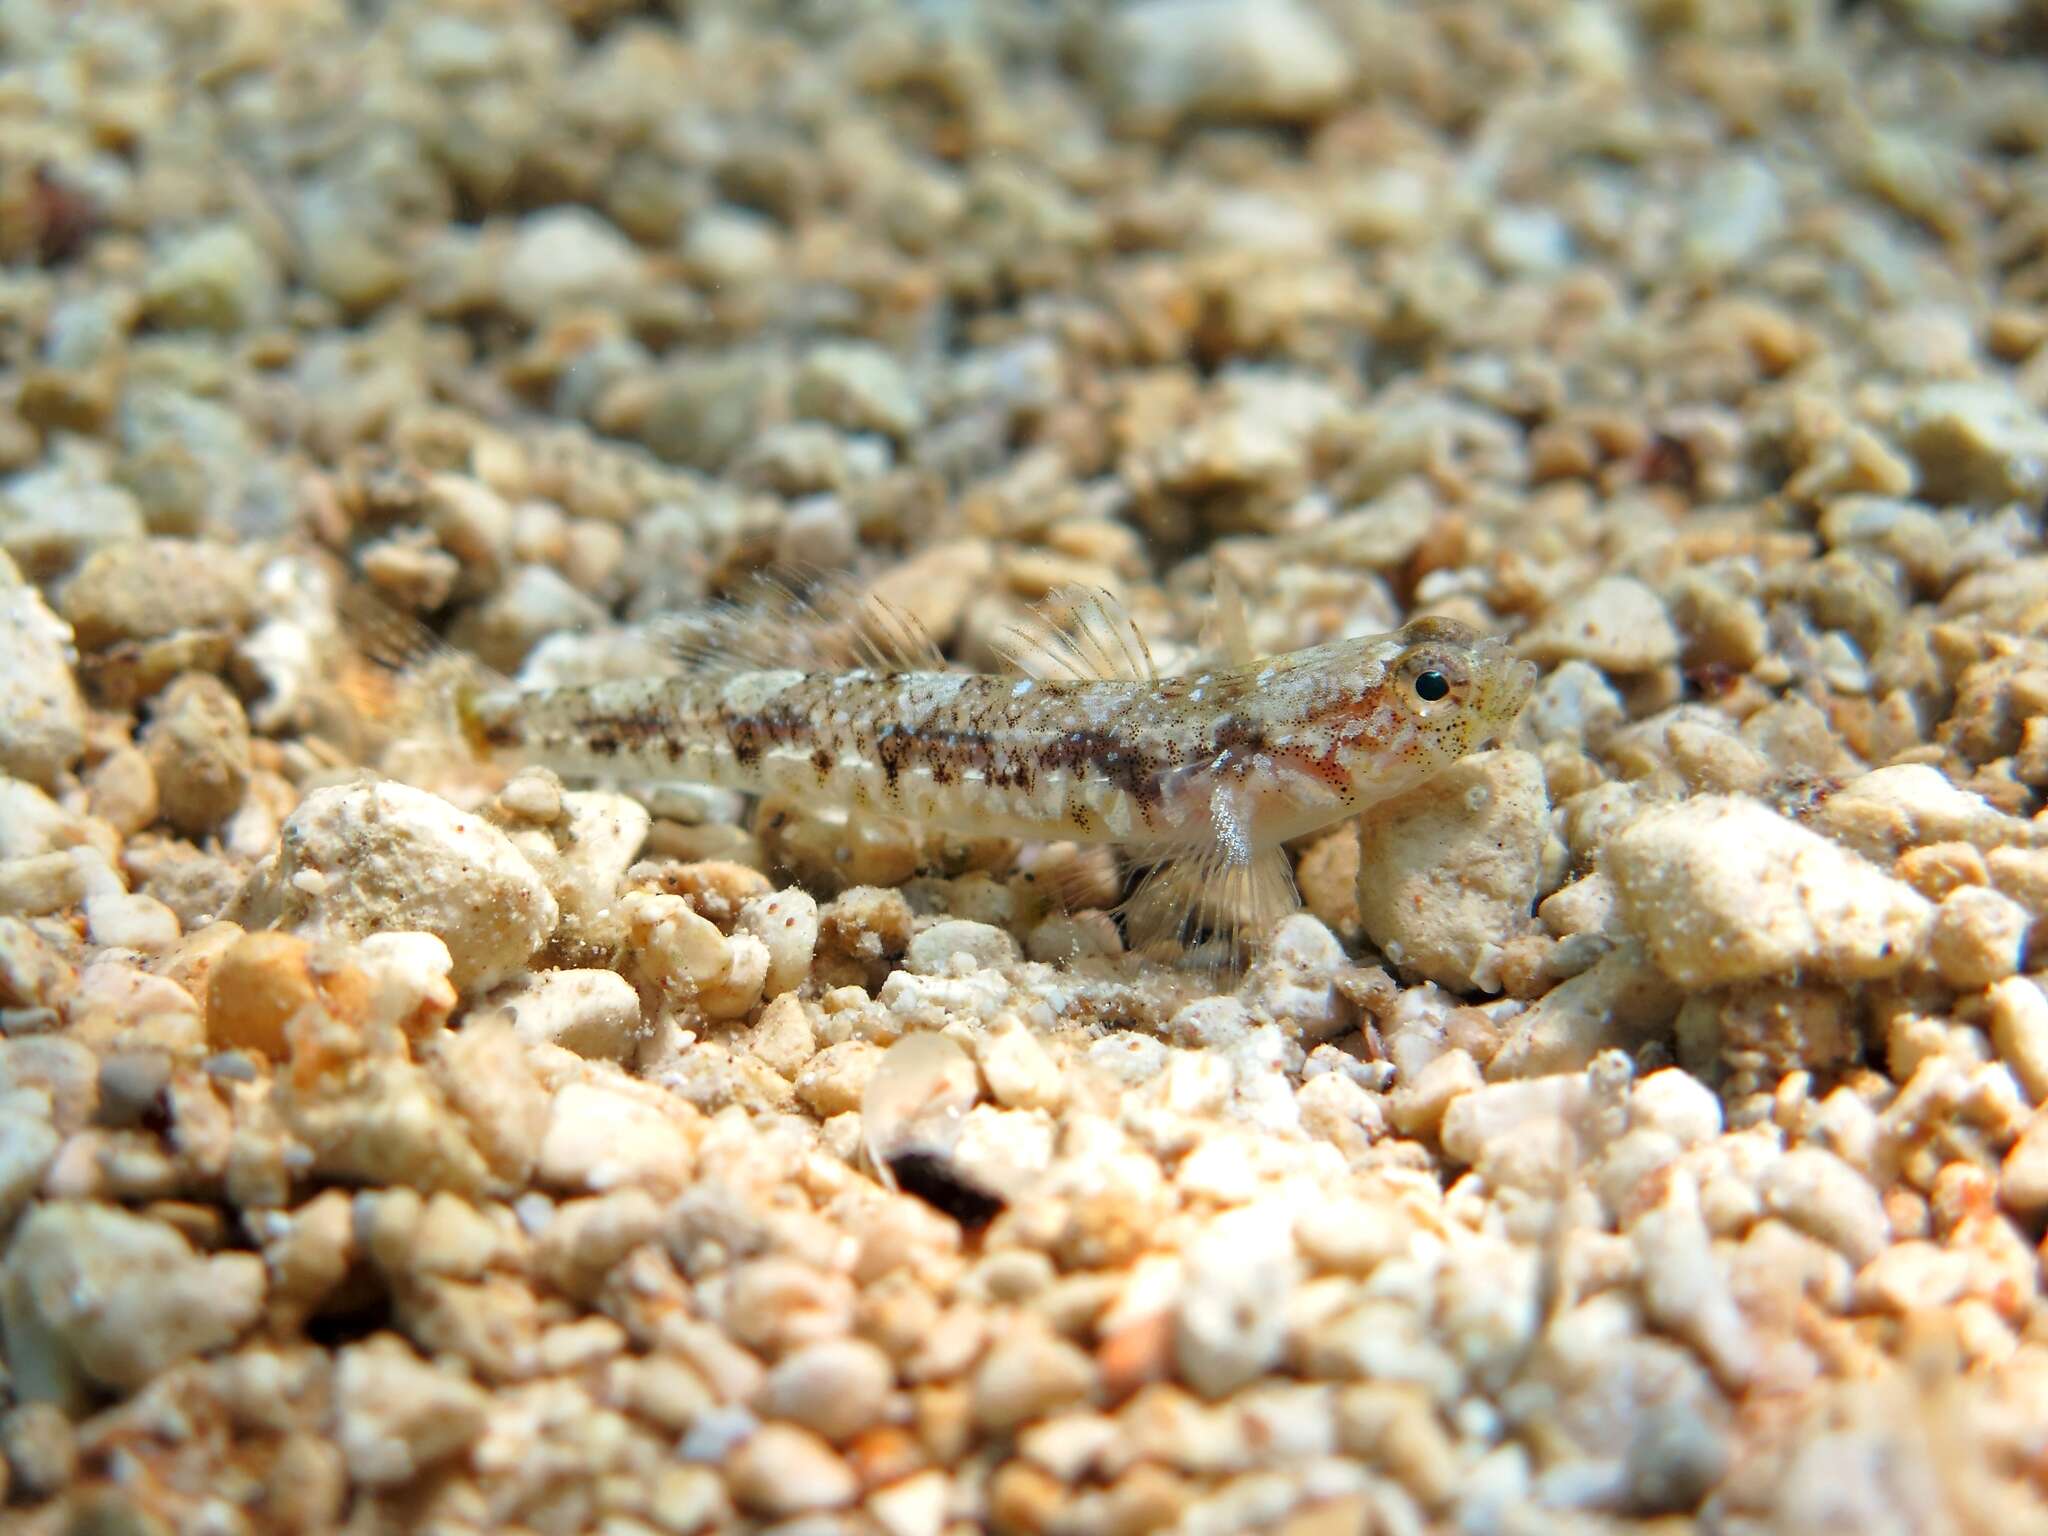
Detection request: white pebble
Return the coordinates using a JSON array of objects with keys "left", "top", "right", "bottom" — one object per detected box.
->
[
  {"left": 1607, "top": 796, "right": 1933, "bottom": 987},
  {"left": 1175, "top": 1201, "right": 1295, "bottom": 1398},
  {"left": 0, "top": 566, "right": 85, "bottom": 787},
  {"left": 735, "top": 888, "right": 819, "bottom": 999},
  {"left": 1761, "top": 1148, "right": 1891, "bottom": 1266},
  {"left": 251, "top": 780, "right": 557, "bottom": 995},
  {"left": 538, "top": 1082, "right": 695, "bottom": 1195},
  {"left": 83, "top": 891, "right": 180, "bottom": 952},
  {"left": 1629, "top": 1068, "right": 1723, "bottom": 1147},
  {"left": 496, "top": 969, "right": 642, "bottom": 1062},
  {"left": 1929, "top": 885, "right": 2030, "bottom": 990}
]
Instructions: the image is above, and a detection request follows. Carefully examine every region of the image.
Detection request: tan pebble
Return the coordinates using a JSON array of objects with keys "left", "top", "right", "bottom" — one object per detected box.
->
[
  {"left": 798, "top": 1040, "right": 885, "bottom": 1118},
  {"left": 332, "top": 1334, "right": 489, "bottom": 1487},
  {"left": 975, "top": 1015, "right": 1064, "bottom": 1113},
  {"left": 1665, "top": 719, "right": 1771, "bottom": 796},
  {"left": 1294, "top": 825, "right": 1361, "bottom": 943},
  {"left": 1816, "top": 764, "right": 2036, "bottom": 865},
  {"left": 1387, "top": 1047, "right": 1480, "bottom": 1139},
  {"left": 205, "top": 930, "right": 316, "bottom": 1059},
  {"left": 763, "top": 1337, "right": 896, "bottom": 1442},
  {"left": 821, "top": 885, "right": 915, "bottom": 958},
  {"left": 846, "top": 1423, "right": 929, "bottom": 1492},
  {"left": 534, "top": 1190, "right": 664, "bottom": 1302},
  {"left": 641, "top": 859, "right": 774, "bottom": 928},
  {"left": 624, "top": 891, "right": 727, "bottom": 987},
  {"left": 1, "top": 1402, "right": 76, "bottom": 1500},
  {"left": 607, "top": 1353, "right": 715, "bottom": 1432},
  {"left": 1537, "top": 873, "right": 1614, "bottom": 938},
  {"left": 648, "top": 1465, "right": 732, "bottom": 1534},
  {"left": 410, "top": 1191, "right": 514, "bottom": 1280},
  {"left": 1334, "top": 1383, "right": 1457, "bottom": 1508},
  {"left": 865, "top": 1468, "right": 950, "bottom": 1536},
  {"left": 259, "top": 1188, "right": 354, "bottom": 1324},
  {"left": 972, "top": 1324, "right": 1097, "bottom": 1432},
  {"left": 1294, "top": 1199, "right": 1415, "bottom": 1277},
  {"left": 1025, "top": 909, "right": 1122, "bottom": 964},
  {"left": 0, "top": 914, "right": 76, "bottom": 1011},
  {"left": 3, "top": 1200, "right": 266, "bottom": 1403},
  {"left": 83, "top": 890, "right": 180, "bottom": 952},
  {"left": 1998, "top": 1114, "right": 2048, "bottom": 1216},
  {"left": 725, "top": 1423, "right": 858, "bottom": 1517},
  {"left": 743, "top": 992, "right": 818, "bottom": 1079},
  {"left": 770, "top": 804, "right": 924, "bottom": 892},
  {"left": 143, "top": 672, "right": 252, "bottom": 836},
  {"left": 1175, "top": 1202, "right": 1294, "bottom": 1399},
  {"left": 0, "top": 1108, "right": 57, "bottom": 1228},
  {"left": 1520, "top": 576, "right": 1678, "bottom": 673},
  {"left": 645, "top": 818, "right": 767, "bottom": 869},
  {"left": 0, "top": 1036, "right": 99, "bottom": 1138},
  {"left": 904, "top": 918, "right": 1019, "bottom": 976},
  {"left": 1895, "top": 841, "right": 1989, "bottom": 901},
  {"left": 400, "top": 1272, "right": 541, "bottom": 1380},
  {"left": 1094, "top": 1310, "right": 1174, "bottom": 1404},
  {"left": 1630, "top": 1068, "right": 1723, "bottom": 1146},
  {"left": 1666, "top": 570, "right": 1768, "bottom": 673},
  {"left": 1761, "top": 1148, "right": 1890, "bottom": 1266},
  {"left": 360, "top": 535, "right": 461, "bottom": 611},
  {"left": 1987, "top": 977, "right": 2048, "bottom": 1104},
  {"left": 263, "top": 1433, "right": 346, "bottom": 1533},
  {"left": 911, "top": 1381, "right": 974, "bottom": 1466},
  {"left": 1851, "top": 1236, "right": 1974, "bottom": 1310},
  {"left": 83, "top": 745, "right": 158, "bottom": 836},
  {"left": 1895, "top": 380, "right": 2048, "bottom": 504},
  {"left": 1490, "top": 933, "right": 1548, "bottom": 1003},
  {"left": 0, "top": 569, "right": 87, "bottom": 788},
  {"left": 1882, "top": 1184, "right": 1931, "bottom": 1241},
  {"left": 698, "top": 931, "right": 769, "bottom": 1021},
  {"left": 1562, "top": 782, "right": 1644, "bottom": 868},
  {"left": 1097, "top": 1463, "right": 1192, "bottom": 1536},
  {"left": 723, "top": 1256, "right": 855, "bottom": 1356},
  {"left": 987, "top": 1458, "right": 1067, "bottom": 1535},
  {"left": 1355, "top": 749, "right": 1549, "bottom": 992},
  {"left": 1930, "top": 885, "right": 2030, "bottom": 991},
  {"left": 1988, "top": 846, "right": 2048, "bottom": 933},
  {"left": 61, "top": 538, "right": 254, "bottom": 651},
  {"left": 1489, "top": 940, "right": 1682, "bottom": 1079},
  {"left": 496, "top": 769, "right": 564, "bottom": 824},
  {"left": 1679, "top": 983, "right": 1856, "bottom": 1081}
]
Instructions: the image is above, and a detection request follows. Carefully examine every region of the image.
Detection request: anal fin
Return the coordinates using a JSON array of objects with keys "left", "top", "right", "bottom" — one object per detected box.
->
[{"left": 1120, "top": 841, "right": 1299, "bottom": 975}]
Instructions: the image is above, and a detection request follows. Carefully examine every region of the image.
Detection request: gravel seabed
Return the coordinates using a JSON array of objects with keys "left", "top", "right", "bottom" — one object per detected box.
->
[{"left": 5, "top": 0, "right": 2048, "bottom": 1531}]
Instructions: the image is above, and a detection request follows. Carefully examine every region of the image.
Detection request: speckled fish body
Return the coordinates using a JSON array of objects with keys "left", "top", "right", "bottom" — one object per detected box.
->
[{"left": 462, "top": 614, "right": 1537, "bottom": 860}]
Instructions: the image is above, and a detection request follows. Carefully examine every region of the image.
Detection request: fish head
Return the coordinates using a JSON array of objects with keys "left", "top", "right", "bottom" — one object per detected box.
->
[{"left": 1267, "top": 615, "right": 1537, "bottom": 815}]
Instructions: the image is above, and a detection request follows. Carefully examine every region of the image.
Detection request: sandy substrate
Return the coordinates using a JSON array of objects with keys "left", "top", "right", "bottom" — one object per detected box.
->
[{"left": 5, "top": 0, "right": 2048, "bottom": 1531}]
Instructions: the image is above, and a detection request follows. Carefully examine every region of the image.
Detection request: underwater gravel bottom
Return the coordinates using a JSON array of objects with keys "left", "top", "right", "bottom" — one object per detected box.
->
[{"left": 4, "top": 0, "right": 2048, "bottom": 1532}]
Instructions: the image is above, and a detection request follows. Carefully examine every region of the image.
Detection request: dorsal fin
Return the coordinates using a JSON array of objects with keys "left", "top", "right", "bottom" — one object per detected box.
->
[
  {"left": 993, "top": 586, "right": 1156, "bottom": 684},
  {"left": 851, "top": 593, "right": 948, "bottom": 673},
  {"left": 1207, "top": 565, "right": 1258, "bottom": 667},
  {"left": 653, "top": 572, "right": 947, "bottom": 676},
  {"left": 334, "top": 583, "right": 508, "bottom": 759}
]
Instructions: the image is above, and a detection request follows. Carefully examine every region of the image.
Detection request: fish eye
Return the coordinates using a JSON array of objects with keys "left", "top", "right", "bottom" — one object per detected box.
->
[{"left": 1413, "top": 669, "right": 1450, "bottom": 702}]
